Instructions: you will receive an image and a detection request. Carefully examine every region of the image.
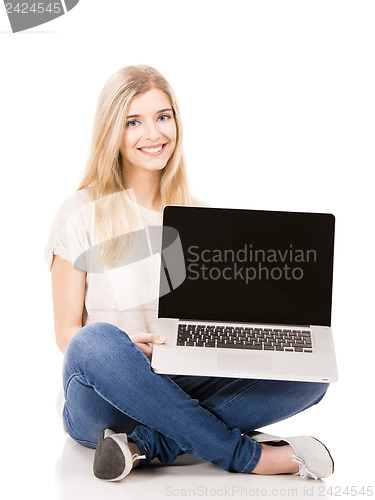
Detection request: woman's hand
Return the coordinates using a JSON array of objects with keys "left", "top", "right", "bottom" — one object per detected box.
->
[{"left": 129, "top": 333, "right": 167, "bottom": 361}]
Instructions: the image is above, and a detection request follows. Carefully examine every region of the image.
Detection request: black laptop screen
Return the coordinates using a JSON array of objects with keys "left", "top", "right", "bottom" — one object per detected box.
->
[{"left": 158, "top": 206, "right": 335, "bottom": 327}]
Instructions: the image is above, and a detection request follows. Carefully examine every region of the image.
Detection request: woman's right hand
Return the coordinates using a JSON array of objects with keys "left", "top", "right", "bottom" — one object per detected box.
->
[{"left": 130, "top": 333, "right": 167, "bottom": 361}]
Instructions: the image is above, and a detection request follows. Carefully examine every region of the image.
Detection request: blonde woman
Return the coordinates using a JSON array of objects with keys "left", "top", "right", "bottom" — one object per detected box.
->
[{"left": 45, "top": 65, "right": 333, "bottom": 481}]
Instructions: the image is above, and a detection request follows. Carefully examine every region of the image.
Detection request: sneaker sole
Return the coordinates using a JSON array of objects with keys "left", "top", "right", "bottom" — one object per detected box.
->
[{"left": 93, "top": 430, "right": 126, "bottom": 481}]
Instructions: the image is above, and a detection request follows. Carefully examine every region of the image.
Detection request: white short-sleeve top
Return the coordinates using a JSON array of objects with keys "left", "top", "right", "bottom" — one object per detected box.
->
[{"left": 44, "top": 188, "right": 165, "bottom": 337}]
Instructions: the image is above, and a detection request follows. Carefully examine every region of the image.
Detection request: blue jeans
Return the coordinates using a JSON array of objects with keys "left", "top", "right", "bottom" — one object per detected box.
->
[{"left": 62, "top": 322, "right": 329, "bottom": 474}]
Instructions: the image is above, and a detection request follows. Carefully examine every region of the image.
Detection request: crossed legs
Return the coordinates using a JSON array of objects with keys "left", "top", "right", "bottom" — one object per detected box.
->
[{"left": 62, "top": 322, "right": 328, "bottom": 473}]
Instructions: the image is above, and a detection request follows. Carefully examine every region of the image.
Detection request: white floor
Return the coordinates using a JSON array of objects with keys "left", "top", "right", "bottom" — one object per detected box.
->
[{"left": 55, "top": 440, "right": 337, "bottom": 500}]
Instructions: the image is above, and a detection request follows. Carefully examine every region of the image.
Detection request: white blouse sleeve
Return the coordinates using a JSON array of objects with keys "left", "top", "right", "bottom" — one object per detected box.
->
[{"left": 44, "top": 192, "right": 90, "bottom": 270}]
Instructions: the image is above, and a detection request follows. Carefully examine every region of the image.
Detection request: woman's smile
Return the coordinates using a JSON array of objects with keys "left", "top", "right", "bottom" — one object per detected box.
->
[{"left": 137, "top": 143, "right": 167, "bottom": 156}]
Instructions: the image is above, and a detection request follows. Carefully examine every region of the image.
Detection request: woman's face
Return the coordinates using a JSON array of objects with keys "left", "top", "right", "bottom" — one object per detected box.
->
[{"left": 120, "top": 88, "right": 177, "bottom": 174}]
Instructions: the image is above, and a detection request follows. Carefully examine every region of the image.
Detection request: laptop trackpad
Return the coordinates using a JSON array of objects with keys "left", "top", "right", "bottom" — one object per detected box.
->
[{"left": 217, "top": 351, "right": 272, "bottom": 373}]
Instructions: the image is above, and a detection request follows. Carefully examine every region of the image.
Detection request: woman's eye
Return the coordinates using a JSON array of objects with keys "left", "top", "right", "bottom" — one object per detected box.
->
[
  {"left": 126, "top": 120, "right": 138, "bottom": 127},
  {"left": 158, "top": 114, "right": 171, "bottom": 122}
]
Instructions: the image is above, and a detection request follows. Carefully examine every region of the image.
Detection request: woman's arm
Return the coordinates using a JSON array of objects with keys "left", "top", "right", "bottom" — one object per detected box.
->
[
  {"left": 50, "top": 255, "right": 86, "bottom": 353},
  {"left": 50, "top": 255, "right": 167, "bottom": 357}
]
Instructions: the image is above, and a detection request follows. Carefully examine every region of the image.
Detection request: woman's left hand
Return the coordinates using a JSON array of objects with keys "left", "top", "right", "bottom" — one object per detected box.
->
[{"left": 129, "top": 333, "right": 167, "bottom": 361}]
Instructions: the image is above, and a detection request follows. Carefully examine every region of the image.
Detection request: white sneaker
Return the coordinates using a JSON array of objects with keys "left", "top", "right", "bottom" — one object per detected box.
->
[
  {"left": 93, "top": 429, "right": 147, "bottom": 481},
  {"left": 249, "top": 431, "right": 334, "bottom": 479}
]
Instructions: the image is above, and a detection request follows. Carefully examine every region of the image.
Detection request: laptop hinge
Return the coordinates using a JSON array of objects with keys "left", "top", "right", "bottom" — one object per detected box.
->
[{"left": 177, "top": 319, "right": 312, "bottom": 328}]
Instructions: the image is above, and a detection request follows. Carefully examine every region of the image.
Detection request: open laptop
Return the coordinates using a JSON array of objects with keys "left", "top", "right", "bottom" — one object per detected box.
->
[{"left": 151, "top": 206, "right": 338, "bottom": 383}]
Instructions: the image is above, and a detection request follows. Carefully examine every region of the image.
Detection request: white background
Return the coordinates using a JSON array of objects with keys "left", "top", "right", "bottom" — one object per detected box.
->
[{"left": 1, "top": 1, "right": 374, "bottom": 498}]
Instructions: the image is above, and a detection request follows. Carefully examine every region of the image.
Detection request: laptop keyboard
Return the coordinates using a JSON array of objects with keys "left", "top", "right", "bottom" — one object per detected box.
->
[{"left": 177, "top": 324, "right": 313, "bottom": 353}]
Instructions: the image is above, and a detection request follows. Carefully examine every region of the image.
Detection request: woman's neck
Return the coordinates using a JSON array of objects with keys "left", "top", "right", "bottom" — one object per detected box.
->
[{"left": 123, "top": 166, "right": 162, "bottom": 212}]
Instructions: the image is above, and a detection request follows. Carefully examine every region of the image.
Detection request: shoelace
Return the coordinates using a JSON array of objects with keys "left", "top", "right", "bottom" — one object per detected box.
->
[
  {"left": 292, "top": 455, "right": 318, "bottom": 480},
  {"left": 132, "top": 453, "right": 147, "bottom": 463}
]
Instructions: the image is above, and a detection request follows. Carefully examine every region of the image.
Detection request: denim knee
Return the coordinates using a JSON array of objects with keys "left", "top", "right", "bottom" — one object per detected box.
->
[
  {"left": 298, "top": 381, "right": 330, "bottom": 412},
  {"left": 68, "top": 322, "right": 130, "bottom": 350},
  {"left": 63, "top": 322, "right": 133, "bottom": 383},
  {"left": 66, "top": 322, "right": 131, "bottom": 358},
  {"left": 312, "top": 382, "right": 330, "bottom": 405}
]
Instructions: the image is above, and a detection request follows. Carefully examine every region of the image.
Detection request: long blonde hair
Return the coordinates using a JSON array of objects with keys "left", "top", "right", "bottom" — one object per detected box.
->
[{"left": 78, "top": 64, "right": 198, "bottom": 267}]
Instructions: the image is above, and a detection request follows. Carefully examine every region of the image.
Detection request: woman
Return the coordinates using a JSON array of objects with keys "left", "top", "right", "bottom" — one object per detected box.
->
[{"left": 45, "top": 64, "right": 333, "bottom": 481}]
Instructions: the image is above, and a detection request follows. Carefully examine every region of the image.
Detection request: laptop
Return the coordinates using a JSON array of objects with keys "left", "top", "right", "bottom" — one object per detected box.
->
[{"left": 151, "top": 206, "right": 338, "bottom": 383}]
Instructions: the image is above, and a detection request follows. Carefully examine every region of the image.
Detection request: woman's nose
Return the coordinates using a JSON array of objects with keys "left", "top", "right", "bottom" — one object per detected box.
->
[{"left": 143, "top": 120, "right": 161, "bottom": 141}]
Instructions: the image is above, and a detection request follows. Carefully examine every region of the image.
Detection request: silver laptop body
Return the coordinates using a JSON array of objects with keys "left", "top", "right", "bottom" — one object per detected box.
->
[{"left": 151, "top": 206, "right": 338, "bottom": 383}]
